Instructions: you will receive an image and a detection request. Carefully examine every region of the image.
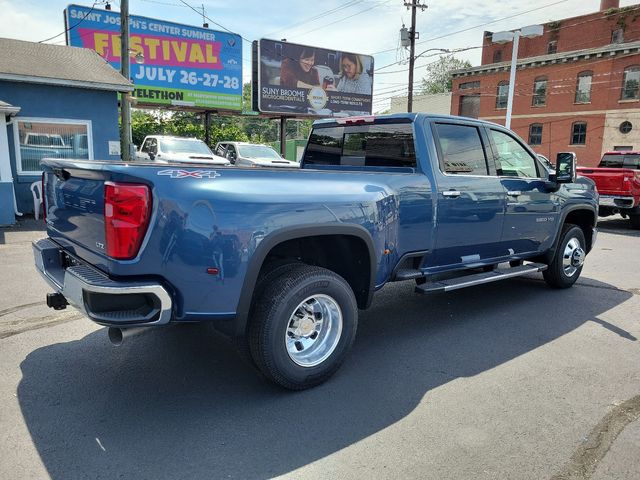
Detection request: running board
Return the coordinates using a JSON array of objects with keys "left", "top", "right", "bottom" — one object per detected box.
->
[{"left": 415, "top": 263, "right": 547, "bottom": 294}]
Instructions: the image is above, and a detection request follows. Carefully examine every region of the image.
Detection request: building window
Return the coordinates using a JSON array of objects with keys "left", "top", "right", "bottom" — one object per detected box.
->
[
  {"left": 547, "top": 41, "right": 557, "bottom": 54},
  {"left": 496, "top": 81, "right": 509, "bottom": 109},
  {"left": 571, "top": 122, "right": 587, "bottom": 145},
  {"left": 619, "top": 121, "right": 633, "bottom": 134},
  {"left": 529, "top": 124, "right": 543, "bottom": 145},
  {"left": 459, "top": 81, "right": 480, "bottom": 90},
  {"left": 621, "top": 66, "right": 640, "bottom": 100},
  {"left": 612, "top": 28, "right": 624, "bottom": 44},
  {"left": 493, "top": 50, "right": 503, "bottom": 63},
  {"left": 575, "top": 71, "right": 593, "bottom": 103},
  {"left": 459, "top": 95, "right": 480, "bottom": 118},
  {"left": 13, "top": 118, "right": 93, "bottom": 174},
  {"left": 532, "top": 76, "right": 547, "bottom": 106}
]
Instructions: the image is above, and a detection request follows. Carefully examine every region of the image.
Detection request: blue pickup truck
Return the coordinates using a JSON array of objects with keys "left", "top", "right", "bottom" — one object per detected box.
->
[{"left": 33, "top": 113, "right": 598, "bottom": 389}]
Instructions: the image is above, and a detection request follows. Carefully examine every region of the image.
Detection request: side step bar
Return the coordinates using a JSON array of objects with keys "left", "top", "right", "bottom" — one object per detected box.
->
[{"left": 415, "top": 263, "right": 547, "bottom": 294}]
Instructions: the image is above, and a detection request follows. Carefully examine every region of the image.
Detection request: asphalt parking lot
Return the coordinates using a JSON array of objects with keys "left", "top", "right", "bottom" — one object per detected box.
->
[{"left": 0, "top": 217, "right": 638, "bottom": 480}]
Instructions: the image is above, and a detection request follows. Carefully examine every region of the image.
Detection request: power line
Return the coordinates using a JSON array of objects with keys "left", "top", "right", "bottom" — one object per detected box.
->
[
  {"left": 263, "top": 0, "right": 365, "bottom": 38},
  {"left": 288, "top": 0, "right": 393, "bottom": 40},
  {"left": 38, "top": 1, "right": 104, "bottom": 43},
  {"left": 368, "top": 0, "right": 571, "bottom": 56}
]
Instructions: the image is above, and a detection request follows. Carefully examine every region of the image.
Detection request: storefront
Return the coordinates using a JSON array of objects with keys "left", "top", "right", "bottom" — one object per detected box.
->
[{"left": 0, "top": 38, "right": 132, "bottom": 225}]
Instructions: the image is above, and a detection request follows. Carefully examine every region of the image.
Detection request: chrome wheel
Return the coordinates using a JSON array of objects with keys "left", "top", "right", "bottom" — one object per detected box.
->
[
  {"left": 285, "top": 294, "right": 343, "bottom": 367},
  {"left": 562, "top": 237, "right": 585, "bottom": 277}
]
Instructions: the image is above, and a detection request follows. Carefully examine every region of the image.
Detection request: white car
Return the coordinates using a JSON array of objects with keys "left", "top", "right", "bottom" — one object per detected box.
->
[
  {"left": 137, "top": 135, "right": 230, "bottom": 166},
  {"left": 215, "top": 142, "right": 299, "bottom": 168}
]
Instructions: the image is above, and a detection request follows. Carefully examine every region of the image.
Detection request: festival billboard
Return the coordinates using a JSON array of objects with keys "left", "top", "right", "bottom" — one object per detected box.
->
[
  {"left": 256, "top": 39, "right": 373, "bottom": 116},
  {"left": 65, "top": 4, "right": 243, "bottom": 110}
]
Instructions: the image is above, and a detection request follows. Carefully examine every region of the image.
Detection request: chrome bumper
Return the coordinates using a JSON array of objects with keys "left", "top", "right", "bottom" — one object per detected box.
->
[
  {"left": 33, "top": 238, "right": 172, "bottom": 326},
  {"left": 599, "top": 196, "right": 636, "bottom": 209}
]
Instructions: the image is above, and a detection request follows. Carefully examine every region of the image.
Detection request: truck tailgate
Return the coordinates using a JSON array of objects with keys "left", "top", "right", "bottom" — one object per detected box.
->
[
  {"left": 44, "top": 167, "right": 107, "bottom": 257},
  {"left": 576, "top": 167, "right": 630, "bottom": 195}
]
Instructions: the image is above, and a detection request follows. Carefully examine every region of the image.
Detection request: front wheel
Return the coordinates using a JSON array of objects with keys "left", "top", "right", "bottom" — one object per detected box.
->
[
  {"left": 248, "top": 265, "right": 358, "bottom": 390},
  {"left": 543, "top": 224, "right": 586, "bottom": 289}
]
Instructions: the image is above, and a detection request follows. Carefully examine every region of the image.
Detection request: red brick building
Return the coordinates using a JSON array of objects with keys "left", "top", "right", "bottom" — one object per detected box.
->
[{"left": 450, "top": 0, "right": 640, "bottom": 166}]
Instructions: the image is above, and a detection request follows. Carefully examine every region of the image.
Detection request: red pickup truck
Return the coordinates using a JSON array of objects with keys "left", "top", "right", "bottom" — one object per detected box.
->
[{"left": 577, "top": 151, "right": 640, "bottom": 229}]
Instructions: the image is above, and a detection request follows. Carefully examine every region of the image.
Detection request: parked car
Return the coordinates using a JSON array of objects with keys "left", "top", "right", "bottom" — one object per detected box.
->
[
  {"left": 137, "top": 135, "right": 230, "bottom": 166},
  {"left": 577, "top": 151, "right": 640, "bottom": 228},
  {"left": 34, "top": 113, "right": 598, "bottom": 390},
  {"left": 215, "top": 141, "right": 299, "bottom": 168}
]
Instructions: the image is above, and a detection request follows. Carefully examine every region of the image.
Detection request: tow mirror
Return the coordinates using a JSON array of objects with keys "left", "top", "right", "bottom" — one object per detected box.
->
[{"left": 555, "top": 152, "right": 577, "bottom": 184}]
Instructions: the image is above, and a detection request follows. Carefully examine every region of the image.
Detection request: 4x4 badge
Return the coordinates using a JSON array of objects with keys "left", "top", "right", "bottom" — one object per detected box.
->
[{"left": 157, "top": 169, "right": 221, "bottom": 179}]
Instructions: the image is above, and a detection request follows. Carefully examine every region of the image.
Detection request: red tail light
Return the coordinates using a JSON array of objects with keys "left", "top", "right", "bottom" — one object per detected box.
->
[{"left": 104, "top": 182, "right": 151, "bottom": 259}]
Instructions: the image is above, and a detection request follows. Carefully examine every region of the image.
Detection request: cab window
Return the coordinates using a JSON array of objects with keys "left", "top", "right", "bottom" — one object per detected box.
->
[
  {"left": 434, "top": 123, "right": 489, "bottom": 175},
  {"left": 490, "top": 129, "right": 539, "bottom": 178}
]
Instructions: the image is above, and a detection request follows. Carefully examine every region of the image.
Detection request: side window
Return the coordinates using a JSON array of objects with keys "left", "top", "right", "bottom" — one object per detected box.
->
[
  {"left": 141, "top": 139, "right": 150, "bottom": 153},
  {"left": 148, "top": 138, "right": 157, "bottom": 154},
  {"left": 434, "top": 123, "right": 489, "bottom": 176},
  {"left": 304, "top": 124, "right": 416, "bottom": 168},
  {"left": 215, "top": 144, "right": 227, "bottom": 156},
  {"left": 490, "top": 129, "right": 539, "bottom": 178}
]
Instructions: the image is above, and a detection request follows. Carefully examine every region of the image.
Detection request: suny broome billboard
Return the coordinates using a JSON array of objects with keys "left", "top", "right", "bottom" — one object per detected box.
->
[
  {"left": 65, "top": 4, "right": 242, "bottom": 110},
  {"left": 256, "top": 39, "right": 374, "bottom": 117}
]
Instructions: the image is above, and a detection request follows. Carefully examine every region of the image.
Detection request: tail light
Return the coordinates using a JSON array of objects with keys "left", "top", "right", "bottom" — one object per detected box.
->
[
  {"left": 41, "top": 172, "right": 46, "bottom": 222},
  {"left": 104, "top": 182, "right": 151, "bottom": 259}
]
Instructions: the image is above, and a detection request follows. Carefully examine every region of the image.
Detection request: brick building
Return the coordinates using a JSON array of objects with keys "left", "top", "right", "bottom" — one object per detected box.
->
[{"left": 450, "top": 0, "right": 640, "bottom": 166}]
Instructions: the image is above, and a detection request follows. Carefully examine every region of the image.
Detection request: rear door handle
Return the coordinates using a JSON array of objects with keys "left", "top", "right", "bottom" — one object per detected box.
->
[
  {"left": 507, "top": 190, "right": 522, "bottom": 197},
  {"left": 442, "top": 190, "right": 461, "bottom": 198}
]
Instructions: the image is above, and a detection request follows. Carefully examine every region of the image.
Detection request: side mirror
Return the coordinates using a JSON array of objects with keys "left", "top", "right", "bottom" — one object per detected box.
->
[{"left": 555, "top": 152, "right": 577, "bottom": 184}]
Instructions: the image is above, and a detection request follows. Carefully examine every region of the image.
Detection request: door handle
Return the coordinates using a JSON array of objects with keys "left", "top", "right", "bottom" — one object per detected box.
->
[
  {"left": 442, "top": 190, "right": 461, "bottom": 198},
  {"left": 507, "top": 190, "right": 522, "bottom": 197}
]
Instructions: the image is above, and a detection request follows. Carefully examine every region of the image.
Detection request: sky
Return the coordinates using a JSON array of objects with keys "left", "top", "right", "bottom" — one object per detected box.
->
[{"left": 1, "top": 0, "right": 636, "bottom": 112}]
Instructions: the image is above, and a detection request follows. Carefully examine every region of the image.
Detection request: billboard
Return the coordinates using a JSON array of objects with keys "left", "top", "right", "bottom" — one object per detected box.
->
[
  {"left": 65, "top": 4, "right": 242, "bottom": 110},
  {"left": 256, "top": 39, "right": 373, "bottom": 117}
]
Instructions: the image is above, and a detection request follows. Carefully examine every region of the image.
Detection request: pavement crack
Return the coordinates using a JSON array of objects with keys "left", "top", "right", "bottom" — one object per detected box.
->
[{"left": 550, "top": 395, "right": 640, "bottom": 480}]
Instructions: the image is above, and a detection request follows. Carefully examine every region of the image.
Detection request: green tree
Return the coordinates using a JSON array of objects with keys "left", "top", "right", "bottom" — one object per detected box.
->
[{"left": 420, "top": 55, "right": 472, "bottom": 94}]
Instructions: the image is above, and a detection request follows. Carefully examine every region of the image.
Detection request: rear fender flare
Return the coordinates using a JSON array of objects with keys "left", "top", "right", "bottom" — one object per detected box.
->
[{"left": 233, "top": 224, "right": 377, "bottom": 337}]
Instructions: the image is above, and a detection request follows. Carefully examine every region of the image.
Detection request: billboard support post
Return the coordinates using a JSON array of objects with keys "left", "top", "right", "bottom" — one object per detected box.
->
[
  {"left": 204, "top": 111, "right": 211, "bottom": 146},
  {"left": 280, "top": 117, "right": 287, "bottom": 156},
  {"left": 120, "top": 0, "right": 132, "bottom": 162}
]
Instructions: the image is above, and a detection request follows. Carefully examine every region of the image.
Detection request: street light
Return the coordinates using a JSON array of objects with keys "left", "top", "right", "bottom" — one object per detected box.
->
[{"left": 492, "top": 25, "right": 543, "bottom": 128}]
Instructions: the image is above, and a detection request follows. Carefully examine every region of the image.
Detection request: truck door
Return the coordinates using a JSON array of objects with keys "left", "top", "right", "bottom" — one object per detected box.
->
[
  {"left": 486, "top": 128, "right": 558, "bottom": 255},
  {"left": 429, "top": 122, "right": 505, "bottom": 268}
]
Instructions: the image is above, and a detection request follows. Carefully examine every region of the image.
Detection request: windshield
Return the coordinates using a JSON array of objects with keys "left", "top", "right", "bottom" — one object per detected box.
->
[
  {"left": 238, "top": 145, "right": 282, "bottom": 159},
  {"left": 160, "top": 138, "right": 212, "bottom": 155},
  {"left": 599, "top": 154, "right": 640, "bottom": 169}
]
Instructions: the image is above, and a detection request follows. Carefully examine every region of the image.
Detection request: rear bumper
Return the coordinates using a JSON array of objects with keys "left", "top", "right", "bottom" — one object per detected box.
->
[
  {"left": 598, "top": 195, "right": 637, "bottom": 209},
  {"left": 33, "top": 238, "right": 172, "bottom": 327}
]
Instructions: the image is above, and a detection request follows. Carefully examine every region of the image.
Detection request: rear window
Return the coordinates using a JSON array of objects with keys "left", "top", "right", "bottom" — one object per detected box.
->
[
  {"left": 599, "top": 154, "right": 640, "bottom": 169},
  {"left": 303, "top": 124, "right": 416, "bottom": 169}
]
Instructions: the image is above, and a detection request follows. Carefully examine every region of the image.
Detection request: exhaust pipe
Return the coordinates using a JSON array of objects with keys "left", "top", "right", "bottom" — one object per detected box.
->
[{"left": 108, "top": 327, "right": 147, "bottom": 346}]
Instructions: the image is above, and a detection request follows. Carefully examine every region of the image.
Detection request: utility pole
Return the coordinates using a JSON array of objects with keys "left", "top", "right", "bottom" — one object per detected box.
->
[
  {"left": 120, "top": 0, "right": 132, "bottom": 162},
  {"left": 404, "top": 1, "right": 427, "bottom": 113}
]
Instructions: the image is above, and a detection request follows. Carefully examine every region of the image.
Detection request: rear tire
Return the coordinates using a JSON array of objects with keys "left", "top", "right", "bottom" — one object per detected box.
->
[
  {"left": 248, "top": 265, "right": 358, "bottom": 390},
  {"left": 543, "top": 224, "right": 586, "bottom": 289}
]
